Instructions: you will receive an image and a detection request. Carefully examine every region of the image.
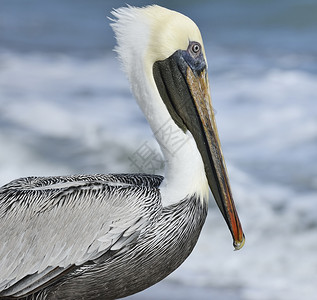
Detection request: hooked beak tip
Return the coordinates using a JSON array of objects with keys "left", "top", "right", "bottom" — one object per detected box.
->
[{"left": 233, "top": 233, "right": 245, "bottom": 251}]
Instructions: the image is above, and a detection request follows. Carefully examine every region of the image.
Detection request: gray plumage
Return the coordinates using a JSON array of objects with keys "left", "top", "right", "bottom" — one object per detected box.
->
[
  {"left": 0, "top": 4, "right": 245, "bottom": 299},
  {"left": 0, "top": 174, "right": 207, "bottom": 299}
]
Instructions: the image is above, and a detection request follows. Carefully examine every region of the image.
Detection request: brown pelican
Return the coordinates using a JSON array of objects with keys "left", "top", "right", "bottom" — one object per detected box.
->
[{"left": 0, "top": 5, "right": 245, "bottom": 300}]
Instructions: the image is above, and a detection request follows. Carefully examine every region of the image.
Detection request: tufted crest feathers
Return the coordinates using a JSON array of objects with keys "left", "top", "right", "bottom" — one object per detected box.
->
[{"left": 110, "top": 5, "right": 205, "bottom": 78}]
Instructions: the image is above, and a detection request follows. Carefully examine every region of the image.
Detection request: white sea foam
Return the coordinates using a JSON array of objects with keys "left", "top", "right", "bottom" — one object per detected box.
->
[
  {"left": 170, "top": 166, "right": 317, "bottom": 300},
  {"left": 0, "top": 52, "right": 153, "bottom": 180},
  {"left": 0, "top": 50, "right": 316, "bottom": 300}
]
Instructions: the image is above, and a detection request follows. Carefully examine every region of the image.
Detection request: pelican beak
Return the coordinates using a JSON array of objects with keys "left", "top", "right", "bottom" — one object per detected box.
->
[
  {"left": 153, "top": 47, "right": 245, "bottom": 250},
  {"left": 186, "top": 68, "right": 245, "bottom": 250}
]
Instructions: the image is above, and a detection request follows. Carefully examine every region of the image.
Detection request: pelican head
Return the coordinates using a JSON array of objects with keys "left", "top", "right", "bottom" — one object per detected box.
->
[{"left": 111, "top": 5, "right": 245, "bottom": 250}]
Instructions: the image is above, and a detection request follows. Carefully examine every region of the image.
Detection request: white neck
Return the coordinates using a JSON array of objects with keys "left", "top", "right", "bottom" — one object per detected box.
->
[
  {"left": 135, "top": 69, "right": 209, "bottom": 206},
  {"left": 129, "top": 49, "right": 210, "bottom": 205},
  {"left": 111, "top": 6, "right": 209, "bottom": 206}
]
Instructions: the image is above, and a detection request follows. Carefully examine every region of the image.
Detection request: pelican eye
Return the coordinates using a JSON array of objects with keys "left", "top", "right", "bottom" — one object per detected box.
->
[{"left": 188, "top": 42, "right": 201, "bottom": 58}]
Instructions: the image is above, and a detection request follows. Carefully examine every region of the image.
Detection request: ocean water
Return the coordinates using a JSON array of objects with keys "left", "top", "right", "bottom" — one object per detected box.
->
[{"left": 0, "top": 1, "right": 317, "bottom": 299}]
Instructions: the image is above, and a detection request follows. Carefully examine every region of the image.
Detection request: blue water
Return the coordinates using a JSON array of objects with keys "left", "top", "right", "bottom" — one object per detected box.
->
[{"left": 0, "top": 1, "right": 317, "bottom": 299}]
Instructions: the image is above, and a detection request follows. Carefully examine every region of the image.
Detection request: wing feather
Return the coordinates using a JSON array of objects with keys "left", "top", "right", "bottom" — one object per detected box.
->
[{"left": 0, "top": 174, "right": 162, "bottom": 296}]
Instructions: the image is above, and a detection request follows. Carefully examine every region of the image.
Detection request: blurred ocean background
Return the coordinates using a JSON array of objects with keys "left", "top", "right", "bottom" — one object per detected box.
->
[{"left": 0, "top": 0, "right": 316, "bottom": 299}]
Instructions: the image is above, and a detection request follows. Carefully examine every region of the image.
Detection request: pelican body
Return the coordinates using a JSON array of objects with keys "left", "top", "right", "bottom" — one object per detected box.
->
[{"left": 0, "top": 5, "right": 244, "bottom": 300}]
